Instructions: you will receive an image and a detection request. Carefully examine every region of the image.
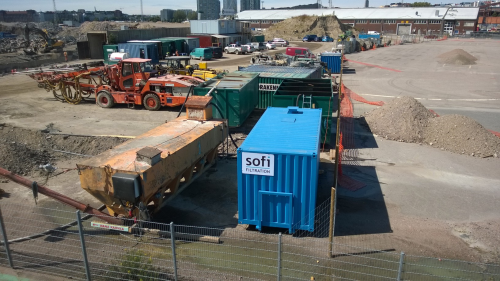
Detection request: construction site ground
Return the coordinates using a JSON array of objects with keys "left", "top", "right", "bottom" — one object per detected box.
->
[{"left": 0, "top": 38, "right": 500, "bottom": 266}]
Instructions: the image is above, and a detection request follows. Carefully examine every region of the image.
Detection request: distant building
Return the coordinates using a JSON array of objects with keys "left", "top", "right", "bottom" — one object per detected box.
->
[
  {"left": 179, "top": 9, "right": 194, "bottom": 15},
  {"left": 160, "top": 9, "right": 175, "bottom": 21},
  {"left": 240, "top": 0, "right": 260, "bottom": 12},
  {"left": 197, "top": 0, "right": 221, "bottom": 20},
  {"left": 0, "top": 10, "right": 38, "bottom": 22},
  {"left": 222, "top": 0, "right": 238, "bottom": 16}
]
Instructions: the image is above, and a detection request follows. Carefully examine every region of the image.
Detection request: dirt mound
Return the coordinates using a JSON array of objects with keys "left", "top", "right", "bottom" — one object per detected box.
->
[
  {"left": 264, "top": 15, "right": 356, "bottom": 41},
  {"left": 438, "top": 49, "right": 477, "bottom": 65},
  {"left": 424, "top": 115, "right": 500, "bottom": 157},
  {"left": 0, "top": 124, "right": 126, "bottom": 175},
  {"left": 365, "top": 96, "right": 435, "bottom": 143}
]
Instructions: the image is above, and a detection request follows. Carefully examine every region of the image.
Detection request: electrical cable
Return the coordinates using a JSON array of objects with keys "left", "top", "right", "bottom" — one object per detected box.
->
[
  {"left": 177, "top": 85, "right": 194, "bottom": 118},
  {"left": 210, "top": 102, "right": 239, "bottom": 149}
]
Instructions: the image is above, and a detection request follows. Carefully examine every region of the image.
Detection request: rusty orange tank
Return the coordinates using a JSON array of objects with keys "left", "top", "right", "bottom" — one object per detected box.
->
[{"left": 76, "top": 97, "right": 227, "bottom": 218}]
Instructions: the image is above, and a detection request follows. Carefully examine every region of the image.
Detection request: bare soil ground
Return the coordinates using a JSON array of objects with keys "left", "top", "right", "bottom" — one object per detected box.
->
[{"left": 0, "top": 38, "right": 499, "bottom": 272}]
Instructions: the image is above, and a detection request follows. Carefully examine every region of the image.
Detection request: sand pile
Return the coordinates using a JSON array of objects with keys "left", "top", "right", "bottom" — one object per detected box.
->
[
  {"left": 424, "top": 115, "right": 500, "bottom": 157},
  {"left": 438, "top": 49, "right": 477, "bottom": 65},
  {"left": 264, "top": 15, "right": 356, "bottom": 41},
  {"left": 365, "top": 96, "right": 435, "bottom": 143},
  {"left": 365, "top": 97, "right": 500, "bottom": 157}
]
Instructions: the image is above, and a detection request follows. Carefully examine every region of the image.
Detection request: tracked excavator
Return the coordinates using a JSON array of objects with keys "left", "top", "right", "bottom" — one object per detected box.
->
[{"left": 24, "top": 24, "right": 65, "bottom": 54}]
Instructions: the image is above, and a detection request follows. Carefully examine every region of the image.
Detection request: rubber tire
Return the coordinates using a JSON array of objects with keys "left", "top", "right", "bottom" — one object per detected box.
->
[
  {"left": 235, "top": 50, "right": 240, "bottom": 55},
  {"left": 96, "top": 91, "right": 114, "bottom": 108},
  {"left": 143, "top": 93, "right": 161, "bottom": 111},
  {"left": 225, "top": 49, "right": 229, "bottom": 54}
]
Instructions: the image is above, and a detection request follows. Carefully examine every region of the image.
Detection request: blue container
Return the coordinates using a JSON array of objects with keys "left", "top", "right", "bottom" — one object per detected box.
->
[
  {"left": 117, "top": 43, "right": 160, "bottom": 64},
  {"left": 320, "top": 52, "right": 342, "bottom": 74},
  {"left": 359, "top": 33, "right": 381, "bottom": 39},
  {"left": 237, "top": 107, "right": 322, "bottom": 233}
]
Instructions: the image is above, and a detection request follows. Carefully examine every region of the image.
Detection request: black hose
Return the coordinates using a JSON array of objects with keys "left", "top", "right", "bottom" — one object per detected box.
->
[
  {"left": 177, "top": 85, "right": 194, "bottom": 118},
  {"left": 210, "top": 102, "right": 239, "bottom": 149}
]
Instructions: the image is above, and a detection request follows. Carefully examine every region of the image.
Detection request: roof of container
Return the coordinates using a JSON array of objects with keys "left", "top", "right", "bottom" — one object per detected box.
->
[
  {"left": 236, "top": 7, "right": 479, "bottom": 20},
  {"left": 200, "top": 72, "right": 258, "bottom": 89},
  {"left": 239, "top": 107, "right": 322, "bottom": 155},
  {"left": 238, "top": 65, "right": 321, "bottom": 75}
]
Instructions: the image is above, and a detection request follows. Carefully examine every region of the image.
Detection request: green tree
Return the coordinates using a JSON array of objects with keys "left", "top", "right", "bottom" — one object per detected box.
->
[
  {"left": 173, "top": 10, "right": 187, "bottom": 22},
  {"left": 149, "top": 15, "right": 161, "bottom": 22},
  {"left": 188, "top": 11, "right": 198, "bottom": 20},
  {"left": 411, "top": 2, "right": 432, "bottom": 7}
]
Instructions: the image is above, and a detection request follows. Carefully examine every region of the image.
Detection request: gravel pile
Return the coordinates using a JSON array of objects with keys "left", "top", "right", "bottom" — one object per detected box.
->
[
  {"left": 424, "top": 115, "right": 500, "bottom": 157},
  {"left": 438, "top": 49, "right": 477, "bottom": 65},
  {"left": 364, "top": 97, "right": 500, "bottom": 157},
  {"left": 364, "top": 96, "right": 435, "bottom": 143}
]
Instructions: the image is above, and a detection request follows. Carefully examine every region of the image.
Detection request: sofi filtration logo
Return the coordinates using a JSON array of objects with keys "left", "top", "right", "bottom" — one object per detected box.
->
[{"left": 241, "top": 152, "right": 274, "bottom": 176}]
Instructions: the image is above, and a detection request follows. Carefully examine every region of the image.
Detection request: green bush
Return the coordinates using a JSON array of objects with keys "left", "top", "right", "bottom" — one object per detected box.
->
[{"left": 105, "top": 249, "right": 160, "bottom": 281}]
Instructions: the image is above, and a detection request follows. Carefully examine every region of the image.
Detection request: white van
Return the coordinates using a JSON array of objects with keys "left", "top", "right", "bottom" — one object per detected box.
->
[{"left": 250, "top": 42, "right": 266, "bottom": 51}]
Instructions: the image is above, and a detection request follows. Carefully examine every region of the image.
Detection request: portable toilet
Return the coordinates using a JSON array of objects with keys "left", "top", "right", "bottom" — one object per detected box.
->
[{"left": 237, "top": 106, "right": 322, "bottom": 233}]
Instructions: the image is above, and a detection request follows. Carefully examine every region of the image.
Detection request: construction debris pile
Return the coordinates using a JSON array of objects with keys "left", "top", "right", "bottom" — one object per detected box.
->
[
  {"left": 0, "top": 23, "right": 68, "bottom": 54},
  {"left": 264, "top": 15, "right": 356, "bottom": 41},
  {"left": 0, "top": 124, "right": 126, "bottom": 175},
  {"left": 438, "top": 49, "right": 477, "bottom": 65},
  {"left": 365, "top": 97, "right": 500, "bottom": 157}
]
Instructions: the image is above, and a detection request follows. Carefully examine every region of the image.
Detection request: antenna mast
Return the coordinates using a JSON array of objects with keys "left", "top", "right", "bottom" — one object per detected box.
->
[
  {"left": 140, "top": 0, "right": 144, "bottom": 21},
  {"left": 53, "top": 0, "right": 57, "bottom": 23}
]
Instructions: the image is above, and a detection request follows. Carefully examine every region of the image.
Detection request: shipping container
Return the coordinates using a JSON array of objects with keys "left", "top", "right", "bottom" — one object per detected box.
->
[
  {"left": 193, "top": 72, "right": 259, "bottom": 127},
  {"left": 237, "top": 106, "right": 322, "bottom": 233},
  {"left": 272, "top": 79, "right": 337, "bottom": 145},
  {"left": 235, "top": 65, "right": 323, "bottom": 109},
  {"left": 127, "top": 40, "right": 162, "bottom": 58},
  {"left": 188, "top": 35, "right": 213, "bottom": 48},
  {"left": 163, "top": 37, "right": 200, "bottom": 53},
  {"left": 102, "top": 44, "right": 118, "bottom": 64},
  {"left": 252, "top": 35, "right": 265, "bottom": 43},
  {"left": 320, "top": 52, "right": 342, "bottom": 74},
  {"left": 117, "top": 43, "right": 160, "bottom": 64},
  {"left": 190, "top": 20, "right": 237, "bottom": 35},
  {"left": 151, "top": 38, "right": 177, "bottom": 58},
  {"left": 359, "top": 33, "right": 381, "bottom": 39}
]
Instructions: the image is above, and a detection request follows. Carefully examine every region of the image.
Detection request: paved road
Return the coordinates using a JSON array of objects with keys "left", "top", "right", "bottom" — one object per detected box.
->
[{"left": 343, "top": 39, "right": 500, "bottom": 132}]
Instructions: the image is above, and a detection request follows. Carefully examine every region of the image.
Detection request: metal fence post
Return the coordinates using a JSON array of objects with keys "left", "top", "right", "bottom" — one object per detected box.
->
[
  {"left": 170, "top": 222, "right": 178, "bottom": 281},
  {"left": 277, "top": 232, "right": 282, "bottom": 281},
  {"left": 397, "top": 251, "right": 405, "bottom": 281},
  {"left": 76, "top": 210, "right": 92, "bottom": 281},
  {"left": 0, "top": 207, "right": 13, "bottom": 268}
]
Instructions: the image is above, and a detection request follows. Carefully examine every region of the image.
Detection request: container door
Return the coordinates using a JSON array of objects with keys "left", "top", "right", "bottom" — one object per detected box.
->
[{"left": 259, "top": 191, "right": 293, "bottom": 231}]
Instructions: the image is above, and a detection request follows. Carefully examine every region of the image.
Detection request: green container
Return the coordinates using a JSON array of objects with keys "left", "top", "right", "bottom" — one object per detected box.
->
[
  {"left": 272, "top": 79, "right": 337, "bottom": 145},
  {"left": 193, "top": 72, "right": 259, "bottom": 127},
  {"left": 152, "top": 38, "right": 177, "bottom": 58},
  {"left": 234, "top": 68, "right": 321, "bottom": 109},
  {"left": 103, "top": 44, "right": 118, "bottom": 64},
  {"left": 252, "top": 35, "right": 265, "bottom": 43}
]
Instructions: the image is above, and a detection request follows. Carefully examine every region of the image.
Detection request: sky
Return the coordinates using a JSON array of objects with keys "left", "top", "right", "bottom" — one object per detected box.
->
[{"left": 1, "top": 0, "right": 448, "bottom": 15}]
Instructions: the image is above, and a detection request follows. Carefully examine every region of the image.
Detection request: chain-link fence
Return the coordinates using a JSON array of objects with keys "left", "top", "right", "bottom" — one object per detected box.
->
[{"left": 0, "top": 202, "right": 499, "bottom": 281}]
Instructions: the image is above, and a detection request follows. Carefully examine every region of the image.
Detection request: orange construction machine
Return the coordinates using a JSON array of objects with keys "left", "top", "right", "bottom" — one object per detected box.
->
[{"left": 28, "top": 58, "right": 205, "bottom": 110}]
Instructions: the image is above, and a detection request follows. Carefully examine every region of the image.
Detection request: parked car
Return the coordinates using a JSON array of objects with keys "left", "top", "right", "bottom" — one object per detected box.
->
[
  {"left": 206, "top": 46, "right": 223, "bottom": 58},
  {"left": 224, "top": 44, "right": 248, "bottom": 55},
  {"left": 266, "top": 42, "right": 276, "bottom": 50},
  {"left": 242, "top": 44, "right": 256, "bottom": 53},
  {"left": 250, "top": 42, "right": 266, "bottom": 51},
  {"left": 272, "top": 38, "right": 289, "bottom": 47},
  {"left": 190, "top": 48, "right": 213, "bottom": 61},
  {"left": 285, "top": 47, "right": 315, "bottom": 58},
  {"left": 321, "top": 36, "right": 334, "bottom": 42},
  {"left": 302, "top": 35, "right": 318, "bottom": 42}
]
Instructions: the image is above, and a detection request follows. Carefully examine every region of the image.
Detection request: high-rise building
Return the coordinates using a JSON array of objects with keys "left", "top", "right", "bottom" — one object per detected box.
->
[
  {"left": 222, "top": 0, "right": 237, "bottom": 16},
  {"left": 240, "top": 0, "right": 260, "bottom": 12},
  {"left": 365, "top": 0, "right": 369, "bottom": 8},
  {"left": 160, "top": 9, "right": 175, "bottom": 21},
  {"left": 197, "top": 0, "right": 221, "bottom": 20}
]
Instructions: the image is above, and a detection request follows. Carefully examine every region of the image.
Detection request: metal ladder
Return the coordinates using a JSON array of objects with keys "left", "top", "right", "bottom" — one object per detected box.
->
[
  {"left": 126, "top": 94, "right": 135, "bottom": 108},
  {"left": 302, "top": 95, "right": 312, "bottom": 108}
]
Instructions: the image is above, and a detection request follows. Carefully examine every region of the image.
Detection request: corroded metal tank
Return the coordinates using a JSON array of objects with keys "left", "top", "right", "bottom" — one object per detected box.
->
[{"left": 76, "top": 97, "right": 227, "bottom": 218}]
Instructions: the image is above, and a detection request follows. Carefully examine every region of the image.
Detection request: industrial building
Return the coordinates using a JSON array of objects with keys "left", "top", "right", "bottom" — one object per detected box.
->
[
  {"left": 189, "top": 19, "right": 252, "bottom": 47},
  {"left": 0, "top": 10, "right": 38, "bottom": 22},
  {"left": 240, "top": 0, "right": 261, "bottom": 12},
  {"left": 197, "top": 0, "right": 221, "bottom": 20},
  {"left": 237, "top": 7, "right": 480, "bottom": 35}
]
